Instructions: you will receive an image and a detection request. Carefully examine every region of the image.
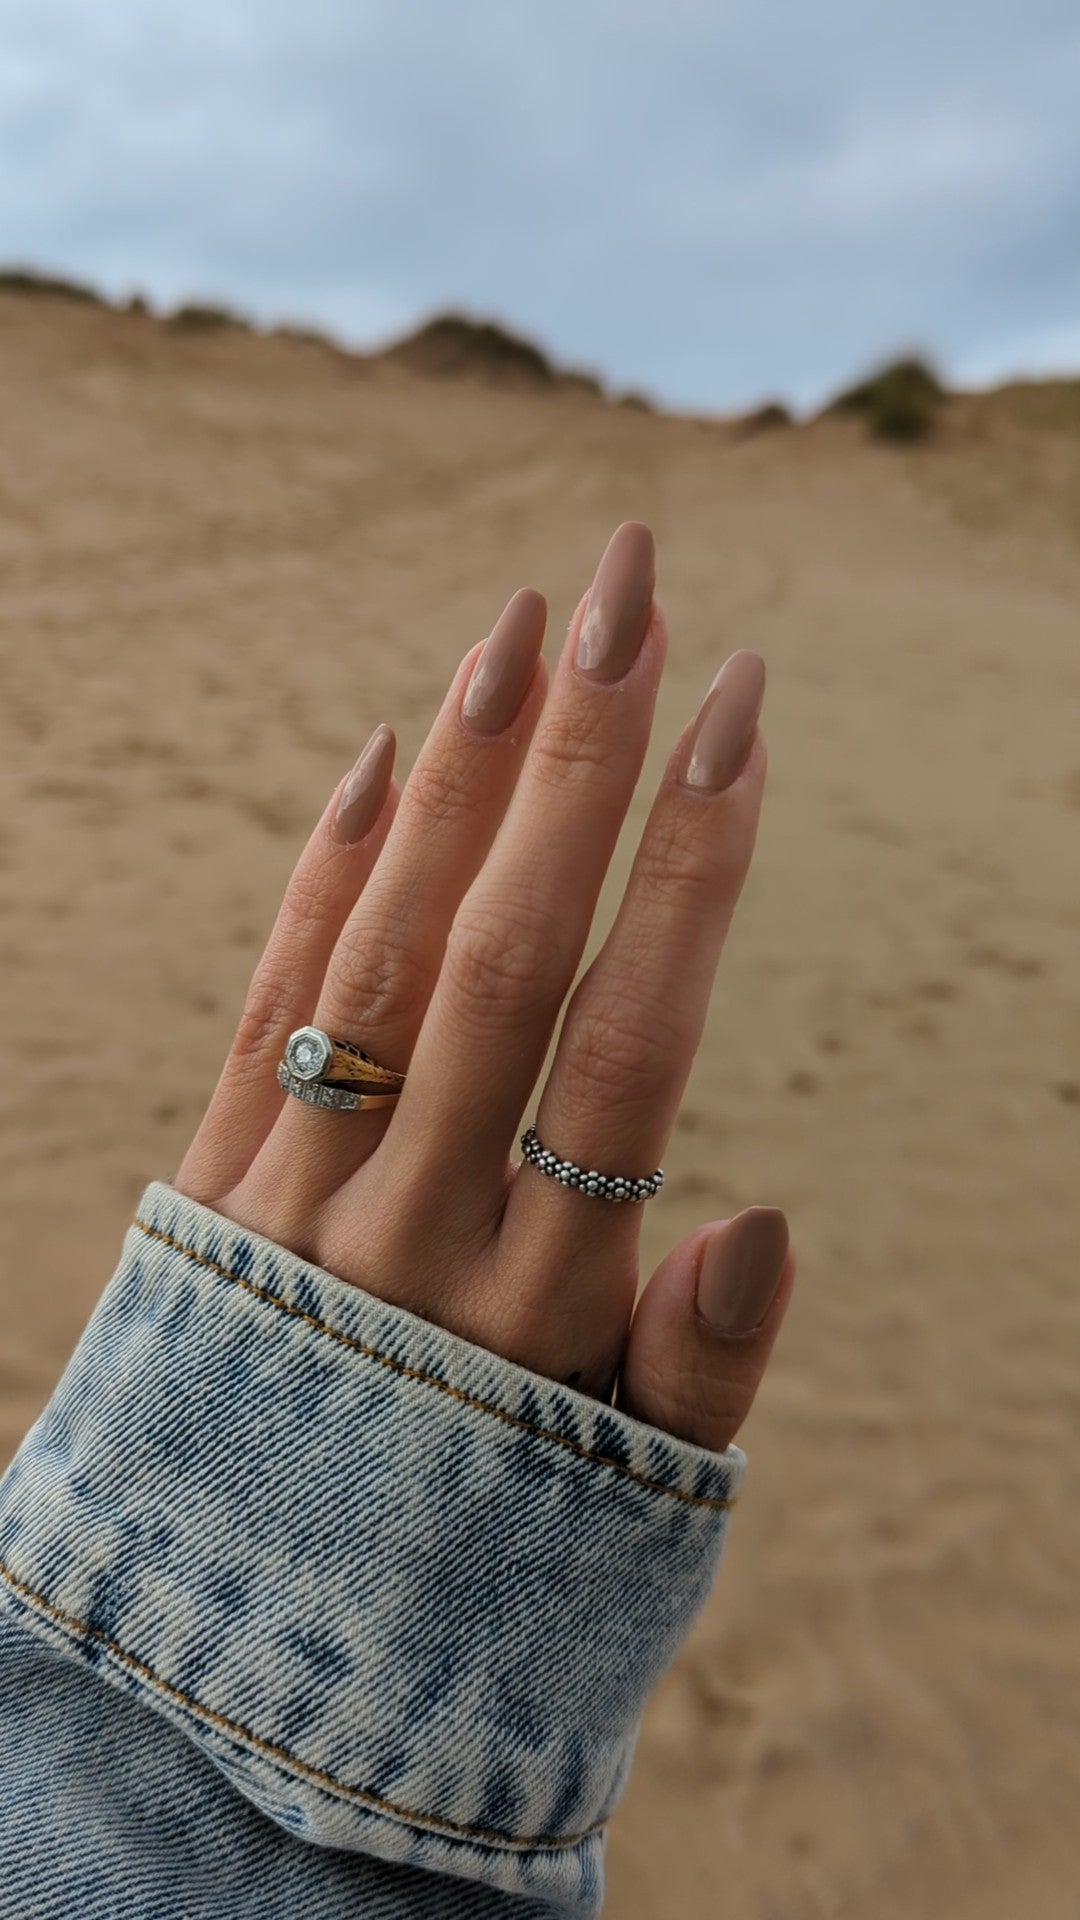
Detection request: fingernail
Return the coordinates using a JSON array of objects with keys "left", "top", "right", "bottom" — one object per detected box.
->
[
  {"left": 332, "top": 723, "right": 395, "bottom": 844},
  {"left": 696, "top": 1207, "right": 789, "bottom": 1334},
  {"left": 575, "top": 521, "right": 655, "bottom": 682},
  {"left": 679, "top": 651, "right": 766, "bottom": 792},
  {"left": 461, "top": 586, "right": 547, "bottom": 735}
]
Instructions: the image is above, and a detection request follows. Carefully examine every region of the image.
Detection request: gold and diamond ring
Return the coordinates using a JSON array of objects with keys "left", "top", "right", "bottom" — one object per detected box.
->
[{"left": 278, "top": 1026, "right": 405, "bottom": 1112}]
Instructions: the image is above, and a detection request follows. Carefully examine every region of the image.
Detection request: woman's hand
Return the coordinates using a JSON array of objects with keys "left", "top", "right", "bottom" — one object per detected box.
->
[{"left": 174, "top": 524, "right": 795, "bottom": 1452}]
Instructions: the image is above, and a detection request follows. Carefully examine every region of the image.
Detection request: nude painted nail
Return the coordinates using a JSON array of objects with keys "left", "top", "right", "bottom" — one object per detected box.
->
[
  {"left": 461, "top": 586, "right": 547, "bottom": 735},
  {"left": 332, "top": 723, "right": 395, "bottom": 845},
  {"left": 575, "top": 521, "right": 656, "bottom": 682},
  {"left": 679, "top": 650, "right": 766, "bottom": 792},
  {"left": 696, "top": 1208, "right": 790, "bottom": 1334}
]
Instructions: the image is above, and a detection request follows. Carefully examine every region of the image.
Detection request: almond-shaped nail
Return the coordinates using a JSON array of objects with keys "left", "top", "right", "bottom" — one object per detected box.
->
[
  {"left": 461, "top": 586, "right": 547, "bottom": 735},
  {"left": 678, "top": 650, "right": 766, "bottom": 792},
  {"left": 332, "top": 723, "right": 395, "bottom": 845},
  {"left": 696, "top": 1208, "right": 790, "bottom": 1334},
  {"left": 575, "top": 521, "right": 655, "bottom": 682}
]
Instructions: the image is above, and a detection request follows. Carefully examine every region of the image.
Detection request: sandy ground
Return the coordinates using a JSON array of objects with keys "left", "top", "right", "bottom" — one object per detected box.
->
[{"left": 1, "top": 295, "right": 1077, "bottom": 1917}]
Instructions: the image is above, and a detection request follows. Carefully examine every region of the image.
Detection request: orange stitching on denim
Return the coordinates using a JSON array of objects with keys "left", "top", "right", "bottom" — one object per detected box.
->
[
  {"left": 132, "top": 1219, "right": 736, "bottom": 1512},
  {"left": 0, "top": 1558, "right": 599, "bottom": 1852}
]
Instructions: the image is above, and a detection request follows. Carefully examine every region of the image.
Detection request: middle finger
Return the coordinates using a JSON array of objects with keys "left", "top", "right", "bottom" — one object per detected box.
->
[{"left": 363, "top": 522, "right": 664, "bottom": 1224}]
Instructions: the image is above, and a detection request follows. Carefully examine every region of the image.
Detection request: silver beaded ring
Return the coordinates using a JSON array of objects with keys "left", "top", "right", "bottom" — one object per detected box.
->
[{"left": 520, "top": 1124, "right": 664, "bottom": 1204}]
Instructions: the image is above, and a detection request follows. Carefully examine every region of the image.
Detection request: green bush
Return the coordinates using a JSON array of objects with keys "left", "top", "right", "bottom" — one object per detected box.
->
[
  {"left": 272, "top": 323, "right": 340, "bottom": 351},
  {"left": 561, "top": 367, "right": 605, "bottom": 398},
  {"left": 388, "top": 312, "right": 555, "bottom": 385},
  {"left": 735, "top": 400, "right": 793, "bottom": 437},
  {"left": 168, "top": 302, "right": 249, "bottom": 333},
  {"left": 0, "top": 266, "right": 103, "bottom": 304},
  {"left": 828, "top": 356, "right": 945, "bottom": 442}
]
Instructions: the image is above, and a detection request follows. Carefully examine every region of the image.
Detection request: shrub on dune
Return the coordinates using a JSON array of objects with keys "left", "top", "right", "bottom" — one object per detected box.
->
[
  {"left": 168, "top": 302, "right": 250, "bottom": 334},
  {"left": 0, "top": 266, "right": 103, "bottom": 305},
  {"left": 827, "top": 356, "right": 946, "bottom": 442},
  {"left": 385, "top": 312, "right": 557, "bottom": 386},
  {"left": 735, "top": 400, "right": 793, "bottom": 437}
]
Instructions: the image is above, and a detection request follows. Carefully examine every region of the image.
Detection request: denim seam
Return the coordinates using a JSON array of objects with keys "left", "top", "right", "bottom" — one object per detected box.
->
[
  {"left": 0, "top": 1557, "right": 602, "bottom": 1852},
  {"left": 132, "top": 1217, "right": 736, "bottom": 1513}
]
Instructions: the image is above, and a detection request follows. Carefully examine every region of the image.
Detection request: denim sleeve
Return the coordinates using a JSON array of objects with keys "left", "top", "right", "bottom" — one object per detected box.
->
[{"left": 0, "top": 1180, "right": 746, "bottom": 1919}]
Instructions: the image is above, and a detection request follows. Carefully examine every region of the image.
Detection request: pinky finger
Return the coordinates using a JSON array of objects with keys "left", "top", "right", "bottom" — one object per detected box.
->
[
  {"left": 617, "top": 1208, "right": 795, "bottom": 1453},
  {"left": 175, "top": 725, "right": 399, "bottom": 1202}
]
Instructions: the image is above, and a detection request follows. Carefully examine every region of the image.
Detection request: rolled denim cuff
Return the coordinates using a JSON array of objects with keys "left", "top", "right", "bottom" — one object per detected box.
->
[{"left": 0, "top": 1181, "right": 745, "bottom": 1916}]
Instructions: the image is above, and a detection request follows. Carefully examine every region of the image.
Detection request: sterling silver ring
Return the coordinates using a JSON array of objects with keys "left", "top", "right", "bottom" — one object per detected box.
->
[{"left": 519, "top": 1125, "right": 663, "bottom": 1203}]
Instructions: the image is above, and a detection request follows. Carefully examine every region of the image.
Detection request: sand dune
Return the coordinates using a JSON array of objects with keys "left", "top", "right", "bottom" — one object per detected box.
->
[{"left": 1, "top": 293, "right": 1077, "bottom": 1917}]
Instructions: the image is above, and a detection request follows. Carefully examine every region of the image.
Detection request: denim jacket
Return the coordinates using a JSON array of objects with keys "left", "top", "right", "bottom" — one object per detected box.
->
[{"left": 0, "top": 1180, "right": 746, "bottom": 1918}]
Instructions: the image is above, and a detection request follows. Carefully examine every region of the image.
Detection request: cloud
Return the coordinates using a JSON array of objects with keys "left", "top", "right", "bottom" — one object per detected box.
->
[{"left": 1, "top": 0, "right": 1078, "bottom": 409}]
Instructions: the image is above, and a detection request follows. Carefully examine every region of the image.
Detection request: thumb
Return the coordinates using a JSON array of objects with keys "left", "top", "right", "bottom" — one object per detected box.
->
[{"left": 617, "top": 1209, "right": 795, "bottom": 1453}]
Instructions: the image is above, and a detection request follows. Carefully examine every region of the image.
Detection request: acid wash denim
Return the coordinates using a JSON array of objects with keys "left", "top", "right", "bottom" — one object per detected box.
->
[{"left": 0, "top": 1180, "right": 746, "bottom": 1918}]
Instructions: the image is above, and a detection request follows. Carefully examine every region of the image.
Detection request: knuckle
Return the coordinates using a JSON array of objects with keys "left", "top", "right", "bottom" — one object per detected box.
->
[
  {"left": 404, "top": 757, "right": 476, "bottom": 833},
  {"left": 232, "top": 963, "right": 298, "bottom": 1067},
  {"left": 634, "top": 806, "right": 740, "bottom": 902},
  {"left": 529, "top": 704, "right": 625, "bottom": 791},
  {"left": 445, "top": 899, "right": 568, "bottom": 1022},
  {"left": 557, "top": 991, "right": 679, "bottom": 1114},
  {"left": 229, "top": 861, "right": 347, "bottom": 1064},
  {"left": 630, "top": 1351, "right": 753, "bottom": 1451},
  {"left": 277, "top": 859, "right": 336, "bottom": 935},
  {"left": 328, "top": 910, "right": 431, "bottom": 1031}
]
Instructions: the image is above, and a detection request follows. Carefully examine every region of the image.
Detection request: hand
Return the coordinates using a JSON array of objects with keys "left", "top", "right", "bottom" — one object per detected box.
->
[{"left": 175, "top": 524, "right": 795, "bottom": 1453}]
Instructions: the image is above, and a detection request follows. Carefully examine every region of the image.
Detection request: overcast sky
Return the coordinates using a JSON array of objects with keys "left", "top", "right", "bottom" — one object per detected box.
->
[{"left": 3, "top": 0, "right": 1079, "bottom": 412}]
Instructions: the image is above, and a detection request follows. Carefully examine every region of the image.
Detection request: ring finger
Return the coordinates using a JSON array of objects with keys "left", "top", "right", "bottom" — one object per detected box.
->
[{"left": 503, "top": 649, "right": 769, "bottom": 1377}]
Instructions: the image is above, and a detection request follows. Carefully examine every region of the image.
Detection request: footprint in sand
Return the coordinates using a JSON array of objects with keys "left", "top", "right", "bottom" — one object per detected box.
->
[
  {"left": 865, "top": 987, "right": 897, "bottom": 1011},
  {"left": 90, "top": 732, "right": 182, "bottom": 768},
  {"left": 816, "top": 1031, "right": 847, "bottom": 1055},
  {"left": 787, "top": 1069, "right": 819, "bottom": 1096},
  {"left": 915, "top": 978, "right": 959, "bottom": 1003},
  {"left": 900, "top": 1014, "right": 939, "bottom": 1043},
  {"left": 962, "top": 942, "right": 1046, "bottom": 979},
  {"left": 28, "top": 774, "right": 123, "bottom": 828}
]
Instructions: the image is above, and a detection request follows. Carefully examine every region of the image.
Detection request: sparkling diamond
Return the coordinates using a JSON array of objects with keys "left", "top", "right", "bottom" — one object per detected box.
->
[{"left": 286, "top": 1028, "right": 330, "bottom": 1081}]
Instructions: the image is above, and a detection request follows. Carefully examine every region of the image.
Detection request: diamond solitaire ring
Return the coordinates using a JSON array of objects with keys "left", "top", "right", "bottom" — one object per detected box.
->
[{"left": 278, "top": 1025, "right": 405, "bottom": 1111}]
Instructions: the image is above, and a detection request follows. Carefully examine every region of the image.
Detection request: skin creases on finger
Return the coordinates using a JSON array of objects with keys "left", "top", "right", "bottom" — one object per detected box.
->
[
  {"left": 618, "top": 1212, "right": 796, "bottom": 1452},
  {"left": 317, "top": 1155, "right": 635, "bottom": 1397},
  {"left": 174, "top": 736, "right": 400, "bottom": 1207},
  {"left": 219, "top": 588, "right": 550, "bottom": 1252}
]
